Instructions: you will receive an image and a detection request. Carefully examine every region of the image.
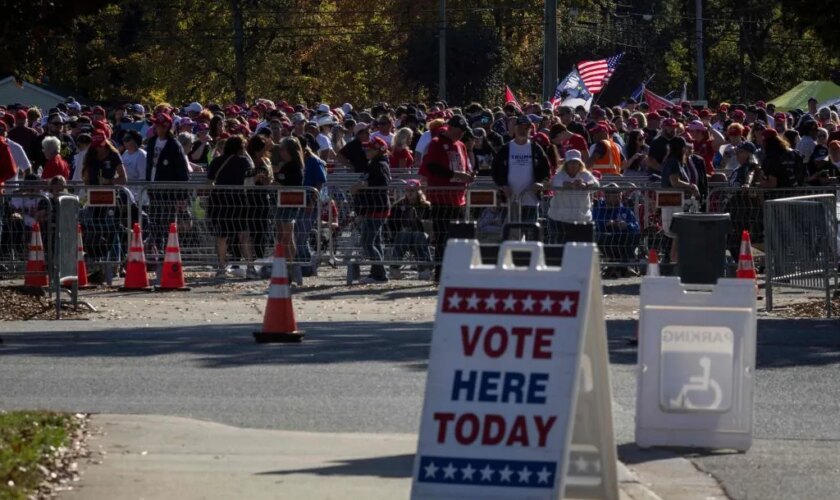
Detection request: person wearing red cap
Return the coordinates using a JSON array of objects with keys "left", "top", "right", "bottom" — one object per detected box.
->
[
  {"left": 82, "top": 133, "right": 126, "bottom": 186},
  {"left": 646, "top": 117, "right": 677, "bottom": 172},
  {"left": 352, "top": 136, "right": 392, "bottom": 283},
  {"left": 145, "top": 112, "right": 190, "bottom": 271},
  {"left": 0, "top": 122, "right": 18, "bottom": 187},
  {"left": 643, "top": 112, "right": 661, "bottom": 144},
  {"left": 419, "top": 114, "right": 474, "bottom": 282},
  {"left": 8, "top": 109, "right": 38, "bottom": 152}
]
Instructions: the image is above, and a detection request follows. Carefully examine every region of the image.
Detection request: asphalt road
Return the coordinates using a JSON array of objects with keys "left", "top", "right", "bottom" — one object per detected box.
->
[{"left": 1, "top": 316, "right": 839, "bottom": 499}]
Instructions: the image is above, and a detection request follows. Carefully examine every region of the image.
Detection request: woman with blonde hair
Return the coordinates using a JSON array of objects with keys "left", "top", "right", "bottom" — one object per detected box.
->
[{"left": 390, "top": 127, "right": 415, "bottom": 171}]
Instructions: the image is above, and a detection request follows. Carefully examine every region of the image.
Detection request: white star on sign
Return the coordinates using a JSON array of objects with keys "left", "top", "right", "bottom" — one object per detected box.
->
[
  {"left": 559, "top": 296, "right": 575, "bottom": 313},
  {"left": 466, "top": 293, "right": 480, "bottom": 310},
  {"left": 537, "top": 466, "right": 552, "bottom": 484},
  {"left": 517, "top": 466, "right": 532, "bottom": 483},
  {"left": 592, "top": 459, "right": 601, "bottom": 473},
  {"left": 424, "top": 461, "right": 439, "bottom": 478},
  {"left": 443, "top": 462, "right": 457, "bottom": 480},
  {"left": 479, "top": 464, "right": 494, "bottom": 481},
  {"left": 484, "top": 293, "right": 499, "bottom": 310},
  {"left": 499, "top": 465, "right": 514, "bottom": 482},
  {"left": 447, "top": 292, "right": 462, "bottom": 310},
  {"left": 539, "top": 295, "right": 555, "bottom": 312},
  {"left": 461, "top": 463, "right": 476, "bottom": 481},
  {"left": 503, "top": 294, "right": 517, "bottom": 311},
  {"left": 521, "top": 295, "right": 536, "bottom": 312},
  {"left": 574, "top": 456, "right": 588, "bottom": 473}
]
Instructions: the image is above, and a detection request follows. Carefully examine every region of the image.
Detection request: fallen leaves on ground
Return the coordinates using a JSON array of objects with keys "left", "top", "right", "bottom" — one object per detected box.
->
[
  {"left": 0, "top": 288, "right": 88, "bottom": 321},
  {"left": 773, "top": 297, "right": 840, "bottom": 318}
]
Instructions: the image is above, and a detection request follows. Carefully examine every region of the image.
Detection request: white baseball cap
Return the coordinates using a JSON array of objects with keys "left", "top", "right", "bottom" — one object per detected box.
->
[
  {"left": 185, "top": 102, "right": 203, "bottom": 114},
  {"left": 316, "top": 103, "right": 330, "bottom": 114}
]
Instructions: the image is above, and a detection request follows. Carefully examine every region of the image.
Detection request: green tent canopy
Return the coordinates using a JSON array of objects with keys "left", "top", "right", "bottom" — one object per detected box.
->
[{"left": 768, "top": 80, "right": 840, "bottom": 112}]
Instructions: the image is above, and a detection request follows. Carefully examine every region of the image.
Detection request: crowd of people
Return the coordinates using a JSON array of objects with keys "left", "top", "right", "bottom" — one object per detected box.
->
[{"left": 0, "top": 94, "right": 837, "bottom": 284}]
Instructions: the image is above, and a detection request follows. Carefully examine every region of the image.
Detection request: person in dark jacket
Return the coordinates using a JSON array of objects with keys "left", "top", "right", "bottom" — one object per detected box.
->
[
  {"left": 491, "top": 116, "right": 550, "bottom": 222},
  {"left": 144, "top": 112, "right": 191, "bottom": 265},
  {"left": 352, "top": 136, "right": 391, "bottom": 283},
  {"left": 274, "top": 136, "right": 305, "bottom": 266}
]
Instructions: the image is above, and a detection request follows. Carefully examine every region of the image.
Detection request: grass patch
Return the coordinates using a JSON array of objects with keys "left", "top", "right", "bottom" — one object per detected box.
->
[{"left": 0, "top": 411, "right": 75, "bottom": 499}]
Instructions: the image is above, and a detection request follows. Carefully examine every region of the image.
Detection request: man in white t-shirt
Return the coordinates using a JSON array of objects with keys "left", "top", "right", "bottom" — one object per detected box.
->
[
  {"left": 315, "top": 115, "right": 336, "bottom": 161},
  {"left": 370, "top": 116, "right": 395, "bottom": 147},
  {"left": 491, "top": 116, "right": 550, "bottom": 222}
]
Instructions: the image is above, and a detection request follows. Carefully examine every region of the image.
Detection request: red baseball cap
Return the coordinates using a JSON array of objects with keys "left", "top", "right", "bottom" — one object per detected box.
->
[
  {"left": 646, "top": 111, "right": 661, "bottom": 120},
  {"left": 698, "top": 109, "right": 711, "bottom": 118},
  {"left": 91, "top": 132, "right": 107, "bottom": 147},
  {"left": 732, "top": 109, "right": 746, "bottom": 119},
  {"left": 14, "top": 109, "right": 27, "bottom": 120},
  {"left": 662, "top": 118, "right": 678, "bottom": 128},
  {"left": 774, "top": 112, "right": 787, "bottom": 122},
  {"left": 152, "top": 113, "right": 173, "bottom": 127},
  {"left": 762, "top": 129, "right": 778, "bottom": 140},
  {"left": 363, "top": 136, "right": 389, "bottom": 152},
  {"left": 92, "top": 106, "right": 106, "bottom": 116}
]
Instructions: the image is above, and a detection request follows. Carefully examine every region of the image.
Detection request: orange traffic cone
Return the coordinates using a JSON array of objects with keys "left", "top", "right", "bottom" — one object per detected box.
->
[
  {"left": 24, "top": 222, "right": 48, "bottom": 287},
  {"left": 253, "top": 244, "right": 303, "bottom": 343},
  {"left": 736, "top": 230, "right": 757, "bottom": 280},
  {"left": 121, "top": 223, "right": 152, "bottom": 291},
  {"left": 157, "top": 223, "right": 189, "bottom": 291},
  {"left": 646, "top": 248, "right": 660, "bottom": 277},
  {"left": 62, "top": 225, "right": 93, "bottom": 289}
]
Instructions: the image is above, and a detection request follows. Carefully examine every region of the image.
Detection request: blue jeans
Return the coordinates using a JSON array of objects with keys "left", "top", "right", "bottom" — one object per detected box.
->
[
  {"left": 390, "top": 231, "right": 431, "bottom": 270},
  {"left": 360, "top": 217, "right": 387, "bottom": 281},
  {"left": 293, "top": 208, "right": 317, "bottom": 272}
]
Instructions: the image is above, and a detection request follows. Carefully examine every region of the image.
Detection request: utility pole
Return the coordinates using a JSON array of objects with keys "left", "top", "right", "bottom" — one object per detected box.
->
[
  {"left": 438, "top": 0, "right": 446, "bottom": 102},
  {"left": 231, "top": 0, "right": 247, "bottom": 104},
  {"left": 543, "top": 0, "right": 558, "bottom": 102},
  {"left": 695, "top": 0, "right": 705, "bottom": 101}
]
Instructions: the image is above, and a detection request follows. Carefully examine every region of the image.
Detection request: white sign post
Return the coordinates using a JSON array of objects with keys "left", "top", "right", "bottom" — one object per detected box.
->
[
  {"left": 411, "top": 240, "right": 617, "bottom": 500},
  {"left": 635, "top": 277, "right": 757, "bottom": 451}
]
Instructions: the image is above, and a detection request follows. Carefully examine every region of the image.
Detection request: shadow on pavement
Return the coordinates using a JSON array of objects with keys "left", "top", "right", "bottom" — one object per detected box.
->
[
  {"left": 0, "top": 321, "right": 433, "bottom": 369},
  {"left": 1, "top": 317, "right": 836, "bottom": 370},
  {"left": 617, "top": 443, "right": 739, "bottom": 465},
  {"left": 256, "top": 453, "right": 415, "bottom": 479}
]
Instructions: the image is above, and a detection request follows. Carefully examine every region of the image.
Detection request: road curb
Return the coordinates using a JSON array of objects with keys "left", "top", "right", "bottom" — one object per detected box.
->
[{"left": 620, "top": 445, "right": 730, "bottom": 499}]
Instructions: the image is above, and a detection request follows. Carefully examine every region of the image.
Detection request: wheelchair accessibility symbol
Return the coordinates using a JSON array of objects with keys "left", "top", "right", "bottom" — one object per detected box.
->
[{"left": 668, "top": 357, "right": 723, "bottom": 410}]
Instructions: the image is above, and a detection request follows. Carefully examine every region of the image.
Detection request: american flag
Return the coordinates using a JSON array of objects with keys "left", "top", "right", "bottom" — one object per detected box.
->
[{"left": 576, "top": 53, "right": 623, "bottom": 94}]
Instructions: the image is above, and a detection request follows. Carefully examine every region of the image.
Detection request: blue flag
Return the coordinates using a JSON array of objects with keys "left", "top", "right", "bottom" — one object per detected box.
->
[{"left": 553, "top": 68, "right": 593, "bottom": 104}]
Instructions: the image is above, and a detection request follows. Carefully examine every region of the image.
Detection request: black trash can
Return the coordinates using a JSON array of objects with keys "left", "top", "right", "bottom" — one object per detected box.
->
[{"left": 670, "top": 213, "right": 732, "bottom": 284}]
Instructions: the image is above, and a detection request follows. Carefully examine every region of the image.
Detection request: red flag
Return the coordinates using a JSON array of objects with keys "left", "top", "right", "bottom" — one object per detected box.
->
[
  {"left": 643, "top": 86, "right": 673, "bottom": 113},
  {"left": 504, "top": 85, "right": 522, "bottom": 112}
]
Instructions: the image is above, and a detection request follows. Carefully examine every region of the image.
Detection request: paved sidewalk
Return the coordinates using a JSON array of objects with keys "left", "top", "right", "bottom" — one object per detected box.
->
[{"left": 62, "top": 414, "right": 726, "bottom": 500}]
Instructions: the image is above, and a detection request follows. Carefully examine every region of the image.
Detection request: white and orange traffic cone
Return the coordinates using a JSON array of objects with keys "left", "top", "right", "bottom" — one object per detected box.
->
[
  {"left": 24, "top": 222, "right": 48, "bottom": 288},
  {"left": 253, "top": 244, "right": 303, "bottom": 343},
  {"left": 646, "top": 248, "right": 660, "bottom": 277},
  {"left": 736, "top": 230, "right": 761, "bottom": 299},
  {"left": 157, "top": 223, "right": 189, "bottom": 291},
  {"left": 62, "top": 225, "right": 94, "bottom": 289},
  {"left": 121, "top": 223, "right": 152, "bottom": 291},
  {"left": 736, "top": 230, "right": 757, "bottom": 280}
]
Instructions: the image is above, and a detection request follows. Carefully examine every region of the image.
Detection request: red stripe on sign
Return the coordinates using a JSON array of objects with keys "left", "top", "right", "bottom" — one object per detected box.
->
[{"left": 442, "top": 287, "right": 579, "bottom": 317}]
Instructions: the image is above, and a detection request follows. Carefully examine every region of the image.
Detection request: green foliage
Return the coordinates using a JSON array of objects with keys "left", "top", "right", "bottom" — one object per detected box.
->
[
  {"left": 0, "top": 411, "right": 74, "bottom": 500},
  {"left": 3, "top": 0, "right": 838, "bottom": 105}
]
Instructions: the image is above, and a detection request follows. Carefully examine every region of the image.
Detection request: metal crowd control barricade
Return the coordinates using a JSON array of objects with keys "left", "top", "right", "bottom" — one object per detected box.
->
[
  {"left": 707, "top": 186, "right": 840, "bottom": 270},
  {"left": 135, "top": 183, "right": 320, "bottom": 273},
  {"left": 531, "top": 184, "right": 685, "bottom": 272},
  {"left": 80, "top": 185, "right": 135, "bottom": 285},
  {"left": 764, "top": 193, "right": 838, "bottom": 317},
  {"left": 55, "top": 195, "right": 81, "bottom": 318},
  {"left": 0, "top": 190, "right": 53, "bottom": 277}
]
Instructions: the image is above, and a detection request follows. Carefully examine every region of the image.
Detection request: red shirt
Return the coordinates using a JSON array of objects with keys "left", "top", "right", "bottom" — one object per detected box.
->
[
  {"left": 560, "top": 133, "right": 588, "bottom": 155},
  {"left": 419, "top": 133, "right": 469, "bottom": 206},
  {"left": 691, "top": 138, "right": 715, "bottom": 175},
  {"left": 389, "top": 147, "right": 414, "bottom": 171},
  {"left": 42, "top": 155, "right": 70, "bottom": 180}
]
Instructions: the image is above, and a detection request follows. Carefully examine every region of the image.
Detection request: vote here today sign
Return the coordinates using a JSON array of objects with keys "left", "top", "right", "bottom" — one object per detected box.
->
[{"left": 412, "top": 281, "right": 585, "bottom": 500}]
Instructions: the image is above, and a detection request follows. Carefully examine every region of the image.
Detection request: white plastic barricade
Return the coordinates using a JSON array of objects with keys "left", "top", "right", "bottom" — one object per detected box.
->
[
  {"left": 411, "top": 240, "right": 618, "bottom": 500},
  {"left": 635, "top": 277, "right": 757, "bottom": 451}
]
